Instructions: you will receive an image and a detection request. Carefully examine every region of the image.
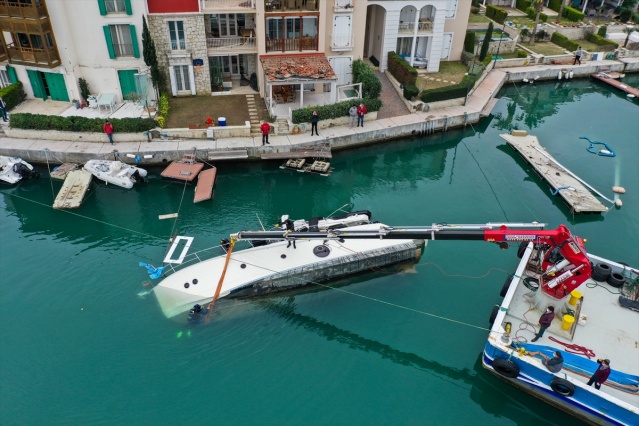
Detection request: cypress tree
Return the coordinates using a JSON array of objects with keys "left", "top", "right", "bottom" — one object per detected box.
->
[
  {"left": 142, "top": 16, "right": 166, "bottom": 96},
  {"left": 464, "top": 31, "right": 476, "bottom": 54},
  {"left": 479, "top": 22, "right": 493, "bottom": 61}
]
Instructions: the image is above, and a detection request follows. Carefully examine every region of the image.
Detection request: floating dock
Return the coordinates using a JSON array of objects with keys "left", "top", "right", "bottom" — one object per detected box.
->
[
  {"left": 500, "top": 131, "right": 608, "bottom": 214},
  {"left": 53, "top": 170, "right": 93, "bottom": 209},
  {"left": 50, "top": 163, "right": 79, "bottom": 181},
  {"left": 261, "top": 143, "right": 332, "bottom": 160},
  {"left": 591, "top": 72, "right": 639, "bottom": 98},
  {"left": 160, "top": 153, "right": 204, "bottom": 182},
  {"left": 193, "top": 167, "right": 217, "bottom": 203}
]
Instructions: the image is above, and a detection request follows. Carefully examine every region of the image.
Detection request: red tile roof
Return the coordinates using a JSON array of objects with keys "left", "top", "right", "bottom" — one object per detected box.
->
[{"left": 260, "top": 54, "right": 337, "bottom": 81}]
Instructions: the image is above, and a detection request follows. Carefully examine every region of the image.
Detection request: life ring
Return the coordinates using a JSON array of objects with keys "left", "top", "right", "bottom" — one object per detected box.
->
[
  {"left": 489, "top": 305, "right": 499, "bottom": 324},
  {"left": 291, "top": 124, "right": 301, "bottom": 135},
  {"left": 492, "top": 358, "right": 520, "bottom": 379},
  {"left": 500, "top": 275, "right": 513, "bottom": 297},
  {"left": 550, "top": 378, "right": 575, "bottom": 396}
]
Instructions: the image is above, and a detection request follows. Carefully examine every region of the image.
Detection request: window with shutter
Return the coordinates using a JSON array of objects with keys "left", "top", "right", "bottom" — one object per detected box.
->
[
  {"left": 332, "top": 15, "right": 352, "bottom": 48},
  {"left": 446, "top": 0, "right": 458, "bottom": 18},
  {"left": 441, "top": 33, "right": 452, "bottom": 59}
]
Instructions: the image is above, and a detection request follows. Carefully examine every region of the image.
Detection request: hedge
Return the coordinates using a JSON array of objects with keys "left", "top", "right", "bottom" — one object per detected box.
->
[
  {"left": 597, "top": 26, "right": 607, "bottom": 37},
  {"left": 403, "top": 83, "right": 420, "bottom": 100},
  {"left": 419, "top": 75, "right": 476, "bottom": 103},
  {"left": 516, "top": 0, "right": 531, "bottom": 12},
  {"left": 486, "top": 5, "right": 508, "bottom": 24},
  {"left": 563, "top": 6, "right": 584, "bottom": 22},
  {"left": 586, "top": 33, "right": 619, "bottom": 51},
  {"left": 387, "top": 51, "right": 417, "bottom": 87},
  {"left": 525, "top": 7, "right": 536, "bottom": 20},
  {"left": 352, "top": 60, "right": 381, "bottom": 99},
  {"left": 464, "top": 31, "right": 476, "bottom": 54},
  {"left": 517, "top": 50, "right": 528, "bottom": 58},
  {"left": 0, "top": 82, "right": 26, "bottom": 110},
  {"left": 551, "top": 32, "right": 580, "bottom": 51},
  {"left": 291, "top": 98, "right": 382, "bottom": 124},
  {"left": 9, "top": 113, "right": 158, "bottom": 133},
  {"left": 548, "top": 0, "right": 562, "bottom": 12}
]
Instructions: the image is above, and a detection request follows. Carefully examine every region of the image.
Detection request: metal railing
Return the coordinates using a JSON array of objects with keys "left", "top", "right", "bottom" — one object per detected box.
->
[
  {"left": 201, "top": 0, "right": 255, "bottom": 10},
  {"left": 169, "top": 40, "right": 187, "bottom": 51},
  {"left": 6, "top": 42, "right": 60, "bottom": 66},
  {"left": 206, "top": 36, "right": 256, "bottom": 50},
  {"left": 266, "top": 36, "right": 318, "bottom": 52},
  {"left": 0, "top": 0, "right": 48, "bottom": 19}
]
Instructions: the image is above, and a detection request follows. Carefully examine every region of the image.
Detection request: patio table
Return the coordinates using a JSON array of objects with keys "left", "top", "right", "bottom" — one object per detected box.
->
[{"left": 97, "top": 93, "right": 116, "bottom": 114}]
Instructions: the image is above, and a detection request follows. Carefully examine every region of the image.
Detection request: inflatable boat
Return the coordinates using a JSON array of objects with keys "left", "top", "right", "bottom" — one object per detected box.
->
[
  {"left": 83, "top": 160, "right": 147, "bottom": 189},
  {"left": 0, "top": 156, "right": 40, "bottom": 184}
]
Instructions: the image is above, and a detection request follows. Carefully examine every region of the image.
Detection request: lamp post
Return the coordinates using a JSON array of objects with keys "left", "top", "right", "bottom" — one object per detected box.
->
[{"left": 495, "top": 22, "right": 507, "bottom": 60}]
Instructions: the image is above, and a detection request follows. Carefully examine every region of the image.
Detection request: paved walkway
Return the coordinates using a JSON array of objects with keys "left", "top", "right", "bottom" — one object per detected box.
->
[{"left": 376, "top": 72, "right": 410, "bottom": 119}]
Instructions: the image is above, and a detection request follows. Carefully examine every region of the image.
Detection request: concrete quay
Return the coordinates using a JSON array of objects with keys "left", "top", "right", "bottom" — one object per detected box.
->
[{"left": 1, "top": 60, "right": 636, "bottom": 166}]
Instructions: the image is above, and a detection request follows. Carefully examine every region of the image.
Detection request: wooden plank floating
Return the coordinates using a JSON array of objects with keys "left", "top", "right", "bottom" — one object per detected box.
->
[
  {"left": 591, "top": 72, "right": 639, "bottom": 98},
  {"left": 50, "top": 163, "right": 79, "bottom": 181},
  {"left": 194, "top": 167, "right": 217, "bottom": 203},
  {"left": 53, "top": 170, "right": 92, "bottom": 209},
  {"left": 159, "top": 213, "right": 179, "bottom": 220},
  {"left": 500, "top": 132, "right": 608, "bottom": 214}
]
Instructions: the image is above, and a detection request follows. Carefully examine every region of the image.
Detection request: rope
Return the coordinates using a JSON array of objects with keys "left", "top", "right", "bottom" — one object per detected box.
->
[
  {"left": 206, "top": 238, "right": 236, "bottom": 318},
  {"left": 168, "top": 175, "right": 189, "bottom": 242},
  {"left": 44, "top": 150, "right": 55, "bottom": 202},
  {"left": 548, "top": 336, "right": 596, "bottom": 359}
]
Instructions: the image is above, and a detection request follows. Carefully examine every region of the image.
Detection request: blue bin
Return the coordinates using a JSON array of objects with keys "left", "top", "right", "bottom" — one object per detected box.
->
[{"left": 218, "top": 117, "right": 226, "bottom": 126}]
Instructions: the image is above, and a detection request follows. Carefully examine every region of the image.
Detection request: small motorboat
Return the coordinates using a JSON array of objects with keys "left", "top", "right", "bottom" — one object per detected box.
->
[
  {"left": 0, "top": 156, "right": 40, "bottom": 184},
  {"left": 83, "top": 160, "right": 147, "bottom": 189}
]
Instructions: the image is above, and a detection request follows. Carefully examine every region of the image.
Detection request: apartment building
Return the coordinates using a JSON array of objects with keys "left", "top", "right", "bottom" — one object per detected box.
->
[{"left": 0, "top": 0, "right": 151, "bottom": 104}]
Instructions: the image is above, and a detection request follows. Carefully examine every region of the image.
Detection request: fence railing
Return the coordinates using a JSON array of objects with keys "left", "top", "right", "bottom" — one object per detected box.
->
[
  {"left": 206, "top": 36, "right": 257, "bottom": 50},
  {"left": 201, "top": 0, "right": 255, "bottom": 10}
]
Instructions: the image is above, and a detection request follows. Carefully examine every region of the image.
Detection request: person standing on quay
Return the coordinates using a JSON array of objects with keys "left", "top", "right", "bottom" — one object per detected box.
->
[
  {"left": 348, "top": 104, "right": 358, "bottom": 128},
  {"left": 587, "top": 359, "right": 611, "bottom": 390},
  {"left": 103, "top": 120, "right": 114, "bottom": 145},
  {"left": 0, "top": 96, "right": 8, "bottom": 122},
  {"left": 531, "top": 305, "right": 554, "bottom": 342},
  {"left": 260, "top": 121, "right": 271, "bottom": 145},
  {"left": 574, "top": 46, "right": 584, "bottom": 65},
  {"left": 310, "top": 110, "right": 320, "bottom": 136},
  {"left": 357, "top": 103, "right": 367, "bottom": 127}
]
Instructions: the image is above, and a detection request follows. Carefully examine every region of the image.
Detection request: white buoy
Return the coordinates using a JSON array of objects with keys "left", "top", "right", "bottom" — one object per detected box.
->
[
  {"left": 628, "top": 94, "right": 636, "bottom": 98},
  {"left": 578, "top": 315, "right": 587, "bottom": 326},
  {"left": 612, "top": 186, "right": 626, "bottom": 194},
  {"left": 126, "top": 154, "right": 136, "bottom": 158},
  {"left": 144, "top": 155, "right": 153, "bottom": 159},
  {"left": 569, "top": 71, "right": 574, "bottom": 79},
  {"left": 558, "top": 71, "right": 563, "bottom": 80},
  {"left": 522, "top": 78, "right": 529, "bottom": 83},
  {"left": 600, "top": 149, "right": 611, "bottom": 155},
  {"left": 615, "top": 199, "right": 623, "bottom": 207}
]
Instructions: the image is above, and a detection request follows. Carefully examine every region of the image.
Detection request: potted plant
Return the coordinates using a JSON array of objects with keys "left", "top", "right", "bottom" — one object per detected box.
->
[{"left": 72, "top": 99, "right": 79, "bottom": 109}]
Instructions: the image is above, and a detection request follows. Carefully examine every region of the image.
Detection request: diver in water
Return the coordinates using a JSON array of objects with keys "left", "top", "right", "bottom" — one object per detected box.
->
[
  {"left": 220, "top": 238, "right": 231, "bottom": 252},
  {"left": 187, "top": 304, "right": 207, "bottom": 323}
]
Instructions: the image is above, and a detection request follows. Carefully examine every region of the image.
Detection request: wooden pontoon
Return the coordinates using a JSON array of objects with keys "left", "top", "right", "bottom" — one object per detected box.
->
[
  {"left": 50, "top": 163, "right": 79, "bottom": 181},
  {"left": 193, "top": 168, "right": 217, "bottom": 203},
  {"left": 53, "top": 170, "right": 93, "bottom": 209},
  {"left": 161, "top": 153, "right": 204, "bottom": 182},
  {"left": 591, "top": 72, "right": 639, "bottom": 98}
]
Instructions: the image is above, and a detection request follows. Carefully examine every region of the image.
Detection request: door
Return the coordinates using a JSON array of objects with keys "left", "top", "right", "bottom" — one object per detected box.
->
[
  {"left": 27, "top": 70, "right": 47, "bottom": 100},
  {"left": 118, "top": 69, "right": 137, "bottom": 99},
  {"left": 328, "top": 56, "right": 352, "bottom": 86},
  {"left": 44, "top": 72, "right": 69, "bottom": 101}
]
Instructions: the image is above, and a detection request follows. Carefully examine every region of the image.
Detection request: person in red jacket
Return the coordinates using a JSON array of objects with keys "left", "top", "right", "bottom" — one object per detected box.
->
[
  {"left": 587, "top": 359, "right": 611, "bottom": 390},
  {"left": 103, "top": 120, "right": 114, "bottom": 145},
  {"left": 531, "top": 305, "right": 554, "bottom": 342},
  {"left": 260, "top": 121, "right": 271, "bottom": 145},
  {"left": 356, "top": 103, "right": 367, "bottom": 127}
]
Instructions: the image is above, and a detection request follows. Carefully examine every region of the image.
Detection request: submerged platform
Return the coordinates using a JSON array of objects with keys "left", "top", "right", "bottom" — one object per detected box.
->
[
  {"left": 261, "top": 143, "right": 332, "bottom": 160},
  {"left": 193, "top": 167, "right": 217, "bottom": 203},
  {"left": 50, "top": 163, "right": 79, "bottom": 181},
  {"left": 591, "top": 72, "right": 639, "bottom": 98},
  {"left": 500, "top": 132, "right": 608, "bottom": 214},
  {"left": 53, "top": 169, "right": 92, "bottom": 209}
]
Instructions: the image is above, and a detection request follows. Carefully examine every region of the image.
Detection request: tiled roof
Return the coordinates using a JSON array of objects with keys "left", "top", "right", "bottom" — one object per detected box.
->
[{"left": 260, "top": 54, "right": 337, "bottom": 82}]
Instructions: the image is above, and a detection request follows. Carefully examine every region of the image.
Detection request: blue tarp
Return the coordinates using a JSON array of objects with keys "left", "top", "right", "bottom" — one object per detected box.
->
[{"left": 139, "top": 262, "right": 165, "bottom": 279}]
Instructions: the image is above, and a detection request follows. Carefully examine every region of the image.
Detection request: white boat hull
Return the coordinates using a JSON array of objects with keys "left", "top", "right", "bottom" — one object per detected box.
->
[
  {"left": 83, "top": 160, "right": 147, "bottom": 189},
  {"left": 0, "top": 156, "right": 36, "bottom": 184}
]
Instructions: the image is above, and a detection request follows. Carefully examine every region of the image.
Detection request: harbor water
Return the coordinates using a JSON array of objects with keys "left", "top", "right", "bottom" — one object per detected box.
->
[{"left": 1, "top": 75, "right": 638, "bottom": 425}]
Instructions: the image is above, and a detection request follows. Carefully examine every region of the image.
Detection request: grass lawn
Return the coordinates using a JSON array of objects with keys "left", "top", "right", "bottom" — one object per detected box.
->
[
  {"left": 416, "top": 61, "right": 468, "bottom": 91},
  {"left": 526, "top": 41, "right": 568, "bottom": 56},
  {"left": 469, "top": 13, "right": 491, "bottom": 24},
  {"left": 165, "top": 94, "right": 268, "bottom": 128},
  {"left": 575, "top": 39, "right": 606, "bottom": 52},
  {"left": 509, "top": 17, "right": 535, "bottom": 28}
]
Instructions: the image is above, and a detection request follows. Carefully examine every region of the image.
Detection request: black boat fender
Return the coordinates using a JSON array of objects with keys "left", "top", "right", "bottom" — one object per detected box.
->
[
  {"left": 492, "top": 358, "right": 520, "bottom": 379},
  {"left": 607, "top": 272, "right": 626, "bottom": 288},
  {"left": 489, "top": 305, "right": 499, "bottom": 324},
  {"left": 500, "top": 274, "right": 513, "bottom": 297},
  {"left": 591, "top": 263, "right": 611, "bottom": 282},
  {"left": 550, "top": 378, "right": 575, "bottom": 396}
]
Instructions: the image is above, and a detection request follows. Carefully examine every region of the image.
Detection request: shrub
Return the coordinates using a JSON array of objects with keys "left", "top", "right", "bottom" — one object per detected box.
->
[
  {"left": 619, "top": 8, "right": 632, "bottom": 22},
  {"left": 516, "top": 0, "right": 532, "bottom": 12},
  {"left": 156, "top": 93, "right": 170, "bottom": 128},
  {"left": 633, "top": 12, "right": 639, "bottom": 24},
  {"left": 548, "top": 0, "right": 562, "bottom": 12},
  {"left": 460, "top": 51, "right": 475, "bottom": 66},
  {"left": 78, "top": 78, "right": 90, "bottom": 103},
  {"left": 540, "top": 13, "right": 548, "bottom": 23},
  {"left": 563, "top": 6, "right": 585, "bottom": 22},
  {"left": 291, "top": 98, "right": 382, "bottom": 124},
  {"left": 0, "top": 82, "right": 26, "bottom": 110},
  {"left": 9, "top": 113, "right": 157, "bottom": 133},
  {"left": 551, "top": 32, "right": 579, "bottom": 51},
  {"left": 479, "top": 22, "right": 494, "bottom": 61},
  {"left": 525, "top": 7, "right": 536, "bottom": 20},
  {"left": 486, "top": 5, "right": 508, "bottom": 23},
  {"left": 403, "top": 83, "right": 420, "bottom": 100},
  {"left": 587, "top": 33, "right": 619, "bottom": 51},
  {"left": 352, "top": 59, "right": 382, "bottom": 99},
  {"left": 387, "top": 51, "right": 418, "bottom": 86},
  {"left": 598, "top": 26, "right": 607, "bottom": 37},
  {"left": 464, "top": 31, "right": 476, "bottom": 54},
  {"left": 482, "top": 55, "right": 493, "bottom": 67},
  {"left": 419, "top": 75, "right": 477, "bottom": 103},
  {"left": 517, "top": 50, "right": 528, "bottom": 58},
  {"left": 536, "top": 29, "right": 549, "bottom": 41}
]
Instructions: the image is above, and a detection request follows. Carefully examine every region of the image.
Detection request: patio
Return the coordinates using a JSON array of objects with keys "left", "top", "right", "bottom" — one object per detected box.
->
[{"left": 10, "top": 98, "right": 152, "bottom": 119}]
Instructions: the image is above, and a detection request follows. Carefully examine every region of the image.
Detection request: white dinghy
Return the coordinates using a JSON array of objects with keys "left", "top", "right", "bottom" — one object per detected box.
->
[
  {"left": 0, "top": 156, "right": 40, "bottom": 184},
  {"left": 84, "top": 160, "right": 147, "bottom": 189}
]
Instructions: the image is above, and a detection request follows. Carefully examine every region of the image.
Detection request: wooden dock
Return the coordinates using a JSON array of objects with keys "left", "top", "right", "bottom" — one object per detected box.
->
[
  {"left": 53, "top": 170, "right": 93, "bottom": 209},
  {"left": 50, "top": 163, "right": 79, "bottom": 181},
  {"left": 591, "top": 72, "right": 639, "bottom": 98},
  {"left": 500, "top": 132, "right": 608, "bottom": 214},
  {"left": 160, "top": 154, "right": 204, "bottom": 182},
  {"left": 193, "top": 168, "right": 217, "bottom": 203},
  {"left": 261, "top": 143, "right": 332, "bottom": 160}
]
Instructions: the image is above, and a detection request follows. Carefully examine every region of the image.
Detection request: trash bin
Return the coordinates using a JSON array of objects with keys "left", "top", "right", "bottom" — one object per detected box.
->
[{"left": 218, "top": 117, "right": 227, "bottom": 126}]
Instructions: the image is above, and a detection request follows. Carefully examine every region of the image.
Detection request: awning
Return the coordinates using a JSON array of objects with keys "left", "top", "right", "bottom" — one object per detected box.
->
[{"left": 260, "top": 53, "right": 337, "bottom": 82}]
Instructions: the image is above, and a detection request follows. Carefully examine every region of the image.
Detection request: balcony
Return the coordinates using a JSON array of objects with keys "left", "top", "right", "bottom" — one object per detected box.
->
[
  {"left": 266, "top": 0, "right": 318, "bottom": 12},
  {"left": 206, "top": 35, "right": 256, "bottom": 52},
  {"left": 6, "top": 42, "right": 60, "bottom": 67},
  {"left": 398, "top": 19, "right": 433, "bottom": 35},
  {"left": 334, "top": 0, "right": 353, "bottom": 12},
  {"left": 200, "top": 0, "right": 255, "bottom": 12},
  {"left": 0, "top": 0, "right": 49, "bottom": 19},
  {"left": 0, "top": 42, "right": 7, "bottom": 62},
  {"left": 330, "top": 34, "right": 353, "bottom": 51},
  {"left": 266, "top": 36, "right": 317, "bottom": 53}
]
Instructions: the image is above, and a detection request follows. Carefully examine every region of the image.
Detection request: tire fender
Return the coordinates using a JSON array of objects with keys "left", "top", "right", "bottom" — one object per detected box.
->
[
  {"left": 492, "top": 358, "right": 520, "bottom": 379},
  {"left": 551, "top": 378, "right": 575, "bottom": 396}
]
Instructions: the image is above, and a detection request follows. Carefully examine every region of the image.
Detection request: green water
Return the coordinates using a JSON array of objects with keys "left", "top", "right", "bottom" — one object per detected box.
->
[{"left": 1, "top": 76, "right": 638, "bottom": 425}]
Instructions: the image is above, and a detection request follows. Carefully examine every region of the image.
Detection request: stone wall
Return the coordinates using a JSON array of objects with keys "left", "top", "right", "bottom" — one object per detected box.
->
[{"left": 148, "top": 14, "right": 211, "bottom": 95}]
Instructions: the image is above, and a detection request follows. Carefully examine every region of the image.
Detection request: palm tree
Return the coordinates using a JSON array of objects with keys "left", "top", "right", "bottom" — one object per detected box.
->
[
  {"left": 530, "top": 0, "right": 544, "bottom": 46},
  {"left": 558, "top": 0, "right": 568, "bottom": 23},
  {"left": 623, "top": 25, "right": 638, "bottom": 48}
]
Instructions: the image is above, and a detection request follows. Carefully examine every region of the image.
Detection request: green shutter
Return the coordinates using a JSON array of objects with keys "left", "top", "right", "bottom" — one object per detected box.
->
[
  {"left": 27, "top": 70, "right": 47, "bottom": 100},
  {"left": 7, "top": 66, "right": 18, "bottom": 84},
  {"left": 118, "top": 69, "right": 137, "bottom": 99},
  {"left": 44, "top": 72, "right": 69, "bottom": 102},
  {"left": 97, "top": 0, "right": 107, "bottom": 15},
  {"left": 130, "top": 25, "right": 140, "bottom": 58},
  {"left": 124, "top": 0, "right": 132, "bottom": 15},
  {"left": 103, "top": 26, "right": 116, "bottom": 59}
]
